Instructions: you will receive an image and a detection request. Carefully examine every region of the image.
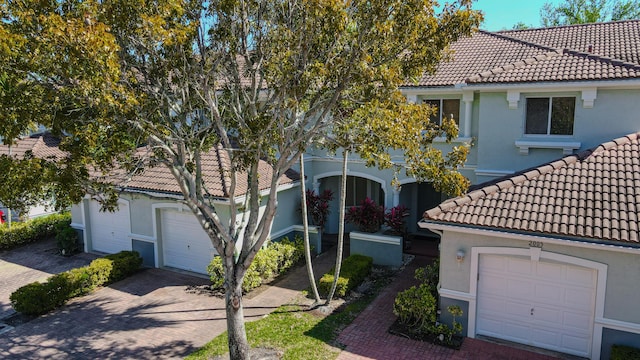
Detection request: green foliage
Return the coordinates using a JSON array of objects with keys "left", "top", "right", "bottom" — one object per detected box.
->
[
  {"left": 207, "top": 236, "right": 305, "bottom": 293},
  {"left": 56, "top": 226, "right": 78, "bottom": 255},
  {"left": 611, "top": 344, "right": 640, "bottom": 360},
  {"left": 0, "top": 212, "right": 71, "bottom": 250},
  {"left": 10, "top": 251, "right": 142, "bottom": 316},
  {"left": 103, "top": 251, "right": 144, "bottom": 283},
  {"left": 345, "top": 197, "right": 384, "bottom": 233},
  {"left": 540, "top": 0, "right": 640, "bottom": 27},
  {"left": 318, "top": 254, "right": 373, "bottom": 297},
  {"left": 393, "top": 259, "right": 463, "bottom": 346}
]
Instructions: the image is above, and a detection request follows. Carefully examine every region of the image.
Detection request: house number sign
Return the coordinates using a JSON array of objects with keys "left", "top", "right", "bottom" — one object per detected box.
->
[{"left": 529, "top": 241, "right": 543, "bottom": 248}]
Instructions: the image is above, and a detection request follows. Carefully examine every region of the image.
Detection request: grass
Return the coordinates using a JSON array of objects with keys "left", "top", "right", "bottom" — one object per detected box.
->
[{"left": 187, "top": 268, "right": 393, "bottom": 360}]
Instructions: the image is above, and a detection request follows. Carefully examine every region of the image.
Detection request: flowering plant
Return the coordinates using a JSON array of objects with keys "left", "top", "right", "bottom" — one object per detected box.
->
[
  {"left": 345, "top": 197, "right": 384, "bottom": 233},
  {"left": 303, "top": 189, "right": 334, "bottom": 230},
  {"left": 385, "top": 204, "right": 409, "bottom": 235}
]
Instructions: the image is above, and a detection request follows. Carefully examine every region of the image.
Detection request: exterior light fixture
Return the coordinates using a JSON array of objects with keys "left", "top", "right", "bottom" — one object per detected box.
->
[{"left": 456, "top": 249, "right": 466, "bottom": 263}]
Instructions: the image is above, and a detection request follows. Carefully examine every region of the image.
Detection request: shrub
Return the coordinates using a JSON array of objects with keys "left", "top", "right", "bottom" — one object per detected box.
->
[
  {"left": 56, "top": 226, "right": 79, "bottom": 255},
  {"left": 345, "top": 197, "right": 384, "bottom": 233},
  {"left": 611, "top": 344, "right": 640, "bottom": 360},
  {"left": 104, "top": 251, "right": 143, "bottom": 283},
  {"left": 10, "top": 250, "right": 142, "bottom": 316},
  {"left": 392, "top": 259, "right": 463, "bottom": 347},
  {"left": 0, "top": 212, "right": 72, "bottom": 251},
  {"left": 318, "top": 254, "right": 373, "bottom": 297},
  {"left": 207, "top": 235, "right": 305, "bottom": 293}
]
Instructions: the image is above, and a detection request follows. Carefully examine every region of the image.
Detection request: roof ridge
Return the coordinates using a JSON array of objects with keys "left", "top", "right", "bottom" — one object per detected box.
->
[
  {"left": 562, "top": 48, "right": 640, "bottom": 70},
  {"left": 479, "top": 30, "right": 560, "bottom": 53},
  {"left": 495, "top": 19, "right": 640, "bottom": 33},
  {"left": 466, "top": 49, "right": 562, "bottom": 83}
]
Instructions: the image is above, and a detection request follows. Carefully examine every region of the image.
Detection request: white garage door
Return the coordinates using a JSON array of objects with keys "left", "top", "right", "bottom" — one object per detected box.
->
[
  {"left": 476, "top": 254, "right": 596, "bottom": 358},
  {"left": 89, "top": 200, "right": 131, "bottom": 254},
  {"left": 161, "top": 209, "right": 216, "bottom": 274}
]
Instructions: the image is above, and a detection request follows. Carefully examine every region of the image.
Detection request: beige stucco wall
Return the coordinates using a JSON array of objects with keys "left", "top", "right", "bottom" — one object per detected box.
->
[{"left": 439, "top": 229, "right": 640, "bottom": 324}]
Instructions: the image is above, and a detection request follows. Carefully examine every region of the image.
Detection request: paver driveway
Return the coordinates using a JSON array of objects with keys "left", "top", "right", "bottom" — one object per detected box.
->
[{"left": 0, "top": 239, "right": 329, "bottom": 359}]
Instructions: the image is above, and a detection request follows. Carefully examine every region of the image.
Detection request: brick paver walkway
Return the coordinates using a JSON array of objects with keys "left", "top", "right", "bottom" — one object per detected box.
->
[
  {"left": 0, "top": 239, "right": 336, "bottom": 359},
  {"left": 336, "top": 255, "right": 563, "bottom": 360}
]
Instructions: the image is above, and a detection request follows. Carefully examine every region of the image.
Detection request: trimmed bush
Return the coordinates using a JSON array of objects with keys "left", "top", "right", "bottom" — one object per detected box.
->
[
  {"left": 611, "top": 344, "right": 640, "bottom": 360},
  {"left": 0, "top": 212, "right": 72, "bottom": 251},
  {"left": 207, "top": 235, "right": 305, "bottom": 293},
  {"left": 10, "top": 250, "right": 142, "bottom": 316},
  {"left": 56, "top": 226, "right": 78, "bottom": 255},
  {"left": 319, "top": 254, "right": 373, "bottom": 297}
]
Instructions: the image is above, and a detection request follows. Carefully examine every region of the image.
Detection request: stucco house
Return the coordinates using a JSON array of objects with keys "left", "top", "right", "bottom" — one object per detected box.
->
[
  {"left": 70, "top": 145, "right": 301, "bottom": 275},
  {"left": 304, "top": 20, "right": 640, "bottom": 241},
  {"left": 420, "top": 132, "right": 640, "bottom": 360}
]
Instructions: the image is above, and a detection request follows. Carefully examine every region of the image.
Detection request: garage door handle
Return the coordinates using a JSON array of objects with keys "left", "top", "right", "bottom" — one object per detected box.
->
[{"left": 530, "top": 308, "right": 534, "bottom": 315}]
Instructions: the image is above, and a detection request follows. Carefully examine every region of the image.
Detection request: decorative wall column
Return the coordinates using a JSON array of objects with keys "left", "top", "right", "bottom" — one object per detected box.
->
[
  {"left": 462, "top": 91, "right": 474, "bottom": 138},
  {"left": 392, "top": 187, "right": 401, "bottom": 207}
]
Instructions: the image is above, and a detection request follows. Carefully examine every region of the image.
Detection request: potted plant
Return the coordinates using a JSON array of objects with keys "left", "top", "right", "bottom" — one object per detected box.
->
[{"left": 345, "top": 197, "right": 384, "bottom": 233}]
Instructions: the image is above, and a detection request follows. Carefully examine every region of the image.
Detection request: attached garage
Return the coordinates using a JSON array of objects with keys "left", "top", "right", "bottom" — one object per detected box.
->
[
  {"left": 89, "top": 200, "right": 131, "bottom": 254},
  {"left": 476, "top": 254, "right": 597, "bottom": 358},
  {"left": 161, "top": 208, "right": 216, "bottom": 275}
]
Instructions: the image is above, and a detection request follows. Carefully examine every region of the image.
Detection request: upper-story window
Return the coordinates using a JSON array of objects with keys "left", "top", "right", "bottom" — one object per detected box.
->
[
  {"left": 525, "top": 97, "right": 575, "bottom": 135},
  {"left": 424, "top": 99, "right": 460, "bottom": 126}
]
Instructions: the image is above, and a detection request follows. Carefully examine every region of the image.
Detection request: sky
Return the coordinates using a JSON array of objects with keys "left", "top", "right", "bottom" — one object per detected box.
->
[{"left": 472, "top": 0, "right": 563, "bottom": 31}]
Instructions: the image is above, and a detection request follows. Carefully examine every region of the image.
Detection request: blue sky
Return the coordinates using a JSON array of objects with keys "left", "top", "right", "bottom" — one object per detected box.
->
[{"left": 472, "top": 0, "right": 563, "bottom": 31}]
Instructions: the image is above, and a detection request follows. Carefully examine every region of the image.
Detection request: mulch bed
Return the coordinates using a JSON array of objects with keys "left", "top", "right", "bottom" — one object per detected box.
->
[{"left": 388, "top": 318, "right": 464, "bottom": 350}]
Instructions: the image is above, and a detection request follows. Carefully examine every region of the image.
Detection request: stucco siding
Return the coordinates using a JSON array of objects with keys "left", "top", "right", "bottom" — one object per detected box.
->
[
  {"left": 439, "top": 229, "right": 640, "bottom": 324},
  {"left": 270, "top": 185, "right": 302, "bottom": 235}
]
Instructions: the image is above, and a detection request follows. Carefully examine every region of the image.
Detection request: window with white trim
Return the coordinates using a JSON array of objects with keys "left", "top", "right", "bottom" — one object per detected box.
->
[
  {"left": 423, "top": 99, "right": 460, "bottom": 126},
  {"left": 525, "top": 97, "right": 575, "bottom": 135},
  {"left": 345, "top": 176, "right": 384, "bottom": 207}
]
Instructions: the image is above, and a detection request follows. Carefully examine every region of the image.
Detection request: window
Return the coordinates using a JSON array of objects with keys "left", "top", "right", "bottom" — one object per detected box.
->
[
  {"left": 423, "top": 99, "right": 460, "bottom": 126},
  {"left": 525, "top": 97, "right": 575, "bottom": 135},
  {"left": 345, "top": 176, "right": 384, "bottom": 207}
]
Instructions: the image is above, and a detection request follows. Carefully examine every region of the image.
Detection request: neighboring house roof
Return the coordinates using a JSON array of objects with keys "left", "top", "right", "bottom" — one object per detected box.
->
[
  {"left": 0, "top": 132, "right": 65, "bottom": 160},
  {"left": 408, "top": 20, "right": 640, "bottom": 87},
  {"left": 0, "top": 134, "right": 299, "bottom": 199},
  {"left": 423, "top": 132, "right": 640, "bottom": 244},
  {"left": 122, "top": 144, "right": 299, "bottom": 198}
]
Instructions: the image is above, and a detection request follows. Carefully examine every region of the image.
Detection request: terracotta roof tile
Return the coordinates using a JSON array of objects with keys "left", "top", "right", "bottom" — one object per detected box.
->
[
  {"left": 424, "top": 132, "right": 640, "bottom": 244},
  {"left": 0, "top": 132, "right": 65, "bottom": 160},
  {"left": 406, "top": 20, "right": 640, "bottom": 87}
]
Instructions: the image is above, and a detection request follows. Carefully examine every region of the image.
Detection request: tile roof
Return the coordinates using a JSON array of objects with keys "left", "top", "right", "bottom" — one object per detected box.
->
[
  {"left": 0, "top": 135, "right": 298, "bottom": 199},
  {"left": 0, "top": 132, "right": 65, "bottom": 160},
  {"left": 423, "top": 132, "right": 640, "bottom": 244},
  {"left": 409, "top": 20, "right": 640, "bottom": 86},
  {"left": 120, "top": 144, "right": 299, "bottom": 198}
]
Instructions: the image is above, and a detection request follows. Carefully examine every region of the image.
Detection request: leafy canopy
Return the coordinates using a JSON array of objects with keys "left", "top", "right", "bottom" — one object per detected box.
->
[{"left": 541, "top": 0, "right": 640, "bottom": 27}]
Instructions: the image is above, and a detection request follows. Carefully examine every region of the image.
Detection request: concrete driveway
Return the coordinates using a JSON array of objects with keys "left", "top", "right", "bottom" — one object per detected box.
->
[{"left": 0, "top": 239, "right": 329, "bottom": 359}]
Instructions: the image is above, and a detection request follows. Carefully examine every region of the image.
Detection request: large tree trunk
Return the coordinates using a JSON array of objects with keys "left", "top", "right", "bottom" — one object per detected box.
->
[
  {"left": 299, "top": 154, "right": 321, "bottom": 304},
  {"left": 225, "top": 271, "right": 249, "bottom": 360},
  {"left": 326, "top": 149, "right": 348, "bottom": 304}
]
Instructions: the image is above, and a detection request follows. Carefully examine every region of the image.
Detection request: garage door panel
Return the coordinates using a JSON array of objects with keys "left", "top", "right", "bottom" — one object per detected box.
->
[
  {"left": 162, "top": 209, "right": 216, "bottom": 274},
  {"left": 477, "top": 254, "right": 596, "bottom": 358},
  {"left": 90, "top": 201, "right": 131, "bottom": 254},
  {"left": 507, "top": 278, "right": 534, "bottom": 299},
  {"left": 534, "top": 283, "right": 563, "bottom": 302},
  {"left": 506, "top": 257, "right": 532, "bottom": 275}
]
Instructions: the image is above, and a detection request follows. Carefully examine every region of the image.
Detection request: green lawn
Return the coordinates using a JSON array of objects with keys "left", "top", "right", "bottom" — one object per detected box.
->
[{"left": 187, "top": 269, "right": 392, "bottom": 360}]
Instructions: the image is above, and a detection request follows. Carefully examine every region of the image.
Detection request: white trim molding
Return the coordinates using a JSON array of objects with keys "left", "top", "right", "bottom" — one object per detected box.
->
[
  {"left": 582, "top": 88, "right": 598, "bottom": 108},
  {"left": 439, "top": 288, "right": 475, "bottom": 302},
  {"left": 474, "top": 169, "right": 514, "bottom": 178},
  {"left": 515, "top": 139, "right": 581, "bottom": 155},
  {"left": 506, "top": 90, "right": 520, "bottom": 109},
  {"left": 349, "top": 231, "right": 402, "bottom": 246}
]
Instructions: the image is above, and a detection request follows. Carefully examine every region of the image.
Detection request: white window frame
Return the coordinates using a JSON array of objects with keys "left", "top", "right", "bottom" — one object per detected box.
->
[
  {"left": 423, "top": 98, "right": 461, "bottom": 126},
  {"left": 524, "top": 96, "right": 576, "bottom": 136}
]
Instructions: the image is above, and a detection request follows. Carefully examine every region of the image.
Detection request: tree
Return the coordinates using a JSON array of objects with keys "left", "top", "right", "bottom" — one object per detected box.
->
[
  {"left": 511, "top": 22, "right": 532, "bottom": 30},
  {"left": 0, "top": 1, "right": 481, "bottom": 359},
  {"left": 540, "top": 0, "right": 640, "bottom": 27}
]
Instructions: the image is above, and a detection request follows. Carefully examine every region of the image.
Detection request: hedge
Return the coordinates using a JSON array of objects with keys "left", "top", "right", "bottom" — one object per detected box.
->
[
  {"left": 611, "top": 344, "right": 640, "bottom": 360},
  {"left": 319, "top": 254, "right": 373, "bottom": 297},
  {"left": 10, "top": 250, "right": 142, "bottom": 316},
  {"left": 0, "top": 212, "right": 72, "bottom": 251},
  {"left": 207, "top": 236, "right": 304, "bottom": 293}
]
